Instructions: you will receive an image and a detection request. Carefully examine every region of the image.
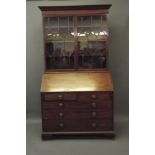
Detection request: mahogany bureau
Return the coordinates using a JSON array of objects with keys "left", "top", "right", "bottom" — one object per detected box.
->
[
  {"left": 41, "top": 71, "right": 114, "bottom": 139},
  {"left": 38, "top": 5, "right": 114, "bottom": 139}
]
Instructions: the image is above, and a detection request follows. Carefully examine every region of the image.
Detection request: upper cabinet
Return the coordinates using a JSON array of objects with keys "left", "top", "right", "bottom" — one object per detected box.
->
[{"left": 39, "top": 5, "right": 112, "bottom": 71}]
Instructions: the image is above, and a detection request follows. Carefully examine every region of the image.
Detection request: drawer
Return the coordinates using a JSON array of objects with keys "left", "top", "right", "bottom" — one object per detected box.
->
[
  {"left": 42, "top": 109, "right": 112, "bottom": 120},
  {"left": 42, "top": 100, "right": 112, "bottom": 109},
  {"left": 43, "top": 119, "right": 113, "bottom": 132},
  {"left": 43, "top": 93, "right": 77, "bottom": 101},
  {"left": 78, "top": 92, "right": 113, "bottom": 102}
]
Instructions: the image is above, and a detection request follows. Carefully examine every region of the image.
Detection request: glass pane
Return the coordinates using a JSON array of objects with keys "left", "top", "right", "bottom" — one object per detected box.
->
[
  {"left": 49, "top": 17, "right": 58, "bottom": 27},
  {"left": 69, "top": 16, "right": 73, "bottom": 26},
  {"left": 59, "top": 17, "right": 68, "bottom": 26},
  {"left": 44, "top": 16, "right": 74, "bottom": 70},
  {"left": 77, "top": 15, "right": 108, "bottom": 69},
  {"left": 92, "top": 16, "right": 101, "bottom": 26},
  {"left": 78, "top": 16, "right": 91, "bottom": 26}
]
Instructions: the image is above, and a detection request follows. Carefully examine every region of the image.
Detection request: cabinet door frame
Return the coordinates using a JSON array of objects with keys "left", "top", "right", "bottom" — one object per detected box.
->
[{"left": 41, "top": 9, "right": 109, "bottom": 72}]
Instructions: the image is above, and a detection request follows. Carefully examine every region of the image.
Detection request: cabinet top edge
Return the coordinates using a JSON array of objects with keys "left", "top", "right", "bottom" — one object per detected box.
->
[{"left": 38, "top": 4, "right": 112, "bottom": 12}]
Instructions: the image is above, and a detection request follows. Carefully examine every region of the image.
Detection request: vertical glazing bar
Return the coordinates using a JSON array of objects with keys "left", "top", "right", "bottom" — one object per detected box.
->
[
  {"left": 68, "top": 16, "right": 69, "bottom": 32},
  {"left": 91, "top": 16, "right": 92, "bottom": 27},
  {"left": 73, "top": 16, "right": 78, "bottom": 69},
  {"left": 67, "top": 16, "right": 70, "bottom": 64},
  {"left": 47, "top": 17, "right": 50, "bottom": 35},
  {"left": 100, "top": 15, "right": 104, "bottom": 68},
  {"left": 101, "top": 15, "right": 102, "bottom": 25},
  {"left": 104, "top": 15, "right": 109, "bottom": 68},
  {"left": 81, "top": 16, "right": 82, "bottom": 25},
  {"left": 90, "top": 16, "right": 93, "bottom": 35},
  {"left": 58, "top": 16, "right": 59, "bottom": 33},
  {"left": 48, "top": 17, "right": 50, "bottom": 26}
]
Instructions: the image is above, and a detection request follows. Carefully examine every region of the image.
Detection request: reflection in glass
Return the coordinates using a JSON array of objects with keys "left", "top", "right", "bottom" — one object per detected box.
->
[
  {"left": 78, "top": 16, "right": 91, "bottom": 26},
  {"left": 77, "top": 15, "right": 108, "bottom": 69},
  {"left": 45, "top": 16, "right": 74, "bottom": 69},
  {"left": 44, "top": 15, "right": 108, "bottom": 70}
]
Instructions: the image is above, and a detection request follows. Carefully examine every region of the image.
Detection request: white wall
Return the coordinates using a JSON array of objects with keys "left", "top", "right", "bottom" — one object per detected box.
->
[{"left": 26, "top": 0, "right": 129, "bottom": 118}]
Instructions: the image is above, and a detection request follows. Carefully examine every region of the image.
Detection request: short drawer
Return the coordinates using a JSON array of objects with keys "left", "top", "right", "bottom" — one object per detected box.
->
[
  {"left": 43, "top": 93, "right": 77, "bottom": 101},
  {"left": 43, "top": 119, "right": 113, "bottom": 132},
  {"left": 78, "top": 92, "right": 113, "bottom": 103}
]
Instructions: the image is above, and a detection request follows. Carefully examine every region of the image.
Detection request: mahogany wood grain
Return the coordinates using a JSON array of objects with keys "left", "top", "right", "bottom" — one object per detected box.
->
[
  {"left": 42, "top": 101, "right": 112, "bottom": 109},
  {"left": 43, "top": 119, "right": 113, "bottom": 132},
  {"left": 39, "top": 5, "right": 114, "bottom": 138},
  {"left": 41, "top": 10, "right": 109, "bottom": 17},
  {"left": 42, "top": 109, "right": 112, "bottom": 120},
  {"left": 44, "top": 93, "right": 77, "bottom": 101},
  {"left": 78, "top": 92, "right": 112, "bottom": 102}
]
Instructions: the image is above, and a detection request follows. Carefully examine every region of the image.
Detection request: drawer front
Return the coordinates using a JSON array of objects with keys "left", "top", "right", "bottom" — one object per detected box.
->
[
  {"left": 78, "top": 92, "right": 113, "bottom": 103},
  {"left": 43, "top": 93, "right": 77, "bottom": 101},
  {"left": 42, "top": 92, "right": 112, "bottom": 102},
  {"left": 42, "top": 100, "right": 112, "bottom": 109},
  {"left": 43, "top": 119, "right": 113, "bottom": 132},
  {"left": 42, "top": 109, "right": 112, "bottom": 120}
]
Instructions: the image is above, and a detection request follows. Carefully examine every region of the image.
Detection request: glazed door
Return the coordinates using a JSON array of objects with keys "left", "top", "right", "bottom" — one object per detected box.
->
[
  {"left": 43, "top": 15, "right": 109, "bottom": 70},
  {"left": 77, "top": 15, "right": 109, "bottom": 69},
  {"left": 44, "top": 16, "right": 74, "bottom": 70}
]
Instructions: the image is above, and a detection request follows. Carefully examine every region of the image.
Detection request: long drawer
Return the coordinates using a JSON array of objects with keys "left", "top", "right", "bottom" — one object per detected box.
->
[
  {"left": 43, "top": 119, "right": 113, "bottom": 132},
  {"left": 42, "top": 100, "right": 112, "bottom": 109},
  {"left": 42, "top": 109, "right": 112, "bottom": 120}
]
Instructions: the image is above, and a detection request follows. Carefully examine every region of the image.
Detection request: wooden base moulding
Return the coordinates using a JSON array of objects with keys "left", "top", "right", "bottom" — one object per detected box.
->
[{"left": 42, "top": 131, "right": 115, "bottom": 140}]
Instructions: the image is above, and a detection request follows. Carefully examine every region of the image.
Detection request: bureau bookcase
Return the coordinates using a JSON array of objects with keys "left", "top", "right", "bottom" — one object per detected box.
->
[{"left": 39, "top": 5, "right": 114, "bottom": 139}]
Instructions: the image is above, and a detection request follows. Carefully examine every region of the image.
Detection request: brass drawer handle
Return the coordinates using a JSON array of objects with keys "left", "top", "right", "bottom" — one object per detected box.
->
[
  {"left": 58, "top": 103, "right": 64, "bottom": 107},
  {"left": 58, "top": 94, "right": 63, "bottom": 100},
  {"left": 59, "top": 122, "right": 64, "bottom": 128},
  {"left": 92, "top": 112, "right": 97, "bottom": 117},
  {"left": 91, "top": 102, "right": 97, "bottom": 108},
  {"left": 91, "top": 94, "right": 97, "bottom": 99},
  {"left": 91, "top": 122, "right": 97, "bottom": 128},
  {"left": 59, "top": 112, "right": 64, "bottom": 117}
]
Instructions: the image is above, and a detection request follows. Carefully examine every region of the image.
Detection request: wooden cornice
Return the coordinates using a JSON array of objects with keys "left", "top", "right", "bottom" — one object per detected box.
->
[{"left": 39, "top": 4, "right": 112, "bottom": 12}]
